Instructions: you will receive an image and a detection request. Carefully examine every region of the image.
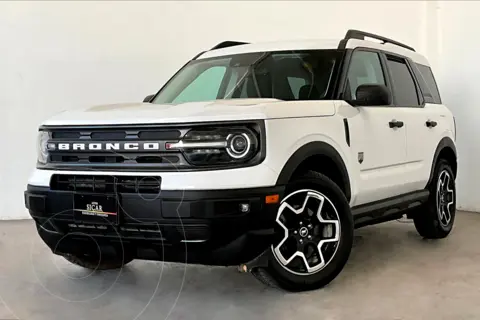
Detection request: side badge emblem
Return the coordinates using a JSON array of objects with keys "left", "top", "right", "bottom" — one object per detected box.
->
[{"left": 358, "top": 152, "right": 364, "bottom": 164}]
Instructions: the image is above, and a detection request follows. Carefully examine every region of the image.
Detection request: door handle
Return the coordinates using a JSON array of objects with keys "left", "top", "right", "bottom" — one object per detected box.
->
[
  {"left": 389, "top": 120, "right": 404, "bottom": 128},
  {"left": 426, "top": 120, "right": 438, "bottom": 128}
]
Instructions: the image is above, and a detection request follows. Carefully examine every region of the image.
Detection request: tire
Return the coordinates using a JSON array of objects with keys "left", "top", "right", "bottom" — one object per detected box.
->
[
  {"left": 413, "top": 159, "right": 456, "bottom": 239},
  {"left": 257, "top": 170, "right": 354, "bottom": 292},
  {"left": 62, "top": 253, "right": 133, "bottom": 270}
]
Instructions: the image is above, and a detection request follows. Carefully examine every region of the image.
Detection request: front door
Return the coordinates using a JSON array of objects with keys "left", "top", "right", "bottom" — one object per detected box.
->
[{"left": 338, "top": 49, "right": 409, "bottom": 206}]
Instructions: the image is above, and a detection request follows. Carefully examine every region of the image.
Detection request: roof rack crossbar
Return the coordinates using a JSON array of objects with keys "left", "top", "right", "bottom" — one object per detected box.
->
[
  {"left": 341, "top": 29, "right": 415, "bottom": 52},
  {"left": 210, "top": 41, "right": 249, "bottom": 51}
]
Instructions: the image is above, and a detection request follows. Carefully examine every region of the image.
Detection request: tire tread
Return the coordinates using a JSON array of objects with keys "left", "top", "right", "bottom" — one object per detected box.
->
[{"left": 413, "top": 159, "right": 455, "bottom": 239}]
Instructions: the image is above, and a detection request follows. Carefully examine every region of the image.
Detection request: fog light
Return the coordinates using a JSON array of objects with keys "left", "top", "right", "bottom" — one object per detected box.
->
[{"left": 239, "top": 203, "right": 250, "bottom": 213}]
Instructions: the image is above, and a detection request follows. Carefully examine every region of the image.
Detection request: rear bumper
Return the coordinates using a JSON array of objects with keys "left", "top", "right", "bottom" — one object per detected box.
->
[{"left": 25, "top": 184, "right": 284, "bottom": 266}]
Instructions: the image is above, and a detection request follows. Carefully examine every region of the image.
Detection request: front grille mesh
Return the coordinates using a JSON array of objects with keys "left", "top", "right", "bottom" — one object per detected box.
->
[
  {"left": 50, "top": 174, "right": 161, "bottom": 194},
  {"left": 49, "top": 154, "right": 179, "bottom": 164},
  {"left": 46, "top": 126, "right": 184, "bottom": 168},
  {"left": 51, "top": 129, "right": 181, "bottom": 141}
]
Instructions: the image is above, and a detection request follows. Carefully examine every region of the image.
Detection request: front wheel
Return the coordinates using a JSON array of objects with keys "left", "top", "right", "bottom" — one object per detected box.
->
[{"left": 254, "top": 171, "right": 353, "bottom": 292}]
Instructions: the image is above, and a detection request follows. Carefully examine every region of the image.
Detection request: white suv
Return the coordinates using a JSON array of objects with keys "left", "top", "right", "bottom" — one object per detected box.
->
[{"left": 25, "top": 30, "right": 457, "bottom": 291}]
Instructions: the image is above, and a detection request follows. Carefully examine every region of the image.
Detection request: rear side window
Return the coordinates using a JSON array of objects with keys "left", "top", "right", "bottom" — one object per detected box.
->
[
  {"left": 386, "top": 57, "right": 419, "bottom": 106},
  {"left": 414, "top": 64, "right": 442, "bottom": 104}
]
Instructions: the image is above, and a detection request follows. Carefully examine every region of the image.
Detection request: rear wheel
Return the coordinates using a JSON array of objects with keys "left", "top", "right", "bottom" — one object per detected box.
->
[
  {"left": 413, "top": 159, "right": 456, "bottom": 239},
  {"left": 254, "top": 171, "right": 353, "bottom": 292}
]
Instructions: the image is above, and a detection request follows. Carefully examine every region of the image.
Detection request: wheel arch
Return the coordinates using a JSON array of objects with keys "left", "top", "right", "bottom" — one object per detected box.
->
[
  {"left": 427, "top": 137, "right": 457, "bottom": 186},
  {"left": 276, "top": 141, "right": 351, "bottom": 201}
]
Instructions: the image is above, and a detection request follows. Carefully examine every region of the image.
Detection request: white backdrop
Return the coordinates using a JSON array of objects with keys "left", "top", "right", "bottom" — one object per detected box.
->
[
  {"left": 436, "top": 1, "right": 480, "bottom": 212},
  {"left": 1, "top": 0, "right": 472, "bottom": 219}
]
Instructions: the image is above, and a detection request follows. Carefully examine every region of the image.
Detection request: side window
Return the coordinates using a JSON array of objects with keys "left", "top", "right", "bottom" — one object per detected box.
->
[
  {"left": 287, "top": 77, "right": 308, "bottom": 99},
  {"left": 386, "top": 57, "right": 419, "bottom": 106},
  {"left": 414, "top": 63, "right": 442, "bottom": 104},
  {"left": 173, "top": 66, "right": 226, "bottom": 103},
  {"left": 346, "top": 51, "right": 386, "bottom": 99}
]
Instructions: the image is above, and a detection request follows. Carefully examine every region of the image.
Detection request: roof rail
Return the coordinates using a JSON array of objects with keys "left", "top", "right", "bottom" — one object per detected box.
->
[
  {"left": 210, "top": 41, "right": 249, "bottom": 51},
  {"left": 339, "top": 29, "right": 415, "bottom": 52}
]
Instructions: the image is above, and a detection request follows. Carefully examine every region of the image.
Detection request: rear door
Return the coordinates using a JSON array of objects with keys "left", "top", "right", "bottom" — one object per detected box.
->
[
  {"left": 338, "top": 49, "right": 409, "bottom": 206},
  {"left": 408, "top": 63, "right": 453, "bottom": 188},
  {"left": 383, "top": 55, "right": 443, "bottom": 191}
]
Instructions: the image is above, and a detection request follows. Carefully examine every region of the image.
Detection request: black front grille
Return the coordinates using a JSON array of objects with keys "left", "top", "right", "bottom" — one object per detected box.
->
[
  {"left": 49, "top": 153, "right": 180, "bottom": 165},
  {"left": 51, "top": 129, "right": 181, "bottom": 141},
  {"left": 138, "top": 130, "right": 181, "bottom": 140},
  {"left": 44, "top": 126, "right": 186, "bottom": 169},
  {"left": 50, "top": 174, "right": 162, "bottom": 194}
]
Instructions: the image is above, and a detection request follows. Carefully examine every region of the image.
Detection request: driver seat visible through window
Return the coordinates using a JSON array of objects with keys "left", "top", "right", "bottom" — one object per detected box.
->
[{"left": 231, "top": 52, "right": 336, "bottom": 101}]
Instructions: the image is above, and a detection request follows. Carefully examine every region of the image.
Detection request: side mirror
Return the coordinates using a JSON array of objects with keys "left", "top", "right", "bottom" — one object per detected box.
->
[
  {"left": 143, "top": 94, "right": 155, "bottom": 103},
  {"left": 349, "top": 84, "right": 392, "bottom": 106}
]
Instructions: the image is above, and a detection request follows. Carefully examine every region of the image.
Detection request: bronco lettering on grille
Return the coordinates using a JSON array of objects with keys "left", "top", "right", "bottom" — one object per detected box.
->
[{"left": 49, "top": 142, "right": 163, "bottom": 152}]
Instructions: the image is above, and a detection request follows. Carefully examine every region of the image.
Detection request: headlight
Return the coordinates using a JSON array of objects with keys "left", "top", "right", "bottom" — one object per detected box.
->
[
  {"left": 166, "top": 126, "right": 260, "bottom": 166},
  {"left": 37, "top": 131, "right": 51, "bottom": 164},
  {"left": 227, "top": 133, "right": 251, "bottom": 159}
]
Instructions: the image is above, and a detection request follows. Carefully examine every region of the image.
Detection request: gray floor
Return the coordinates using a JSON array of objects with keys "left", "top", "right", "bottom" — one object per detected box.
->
[{"left": 1, "top": 212, "right": 479, "bottom": 320}]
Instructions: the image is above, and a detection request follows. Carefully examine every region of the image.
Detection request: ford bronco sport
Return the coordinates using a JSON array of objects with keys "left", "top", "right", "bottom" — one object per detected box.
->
[{"left": 25, "top": 30, "right": 457, "bottom": 291}]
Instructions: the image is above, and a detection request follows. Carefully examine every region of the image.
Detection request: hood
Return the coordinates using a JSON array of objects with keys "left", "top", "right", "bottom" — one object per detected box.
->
[{"left": 41, "top": 99, "right": 336, "bottom": 126}]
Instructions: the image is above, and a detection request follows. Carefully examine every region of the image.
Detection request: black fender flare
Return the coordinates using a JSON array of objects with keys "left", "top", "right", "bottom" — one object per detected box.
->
[
  {"left": 427, "top": 137, "right": 457, "bottom": 186},
  {"left": 276, "top": 141, "right": 351, "bottom": 201}
]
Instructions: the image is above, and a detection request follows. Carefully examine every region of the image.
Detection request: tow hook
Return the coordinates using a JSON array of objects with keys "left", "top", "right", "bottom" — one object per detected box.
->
[{"left": 238, "top": 249, "right": 270, "bottom": 273}]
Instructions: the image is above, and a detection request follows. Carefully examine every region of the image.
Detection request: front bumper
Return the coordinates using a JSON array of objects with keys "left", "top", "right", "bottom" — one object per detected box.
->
[{"left": 25, "top": 184, "right": 284, "bottom": 266}]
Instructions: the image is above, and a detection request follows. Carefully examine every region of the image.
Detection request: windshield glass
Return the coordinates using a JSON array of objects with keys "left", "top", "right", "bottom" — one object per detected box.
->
[{"left": 152, "top": 50, "right": 340, "bottom": 104}]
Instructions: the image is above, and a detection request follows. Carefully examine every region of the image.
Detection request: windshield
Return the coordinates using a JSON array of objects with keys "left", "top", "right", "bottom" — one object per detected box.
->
[{"left": 152, "top": 50, "right": 341, "bottom": 104}]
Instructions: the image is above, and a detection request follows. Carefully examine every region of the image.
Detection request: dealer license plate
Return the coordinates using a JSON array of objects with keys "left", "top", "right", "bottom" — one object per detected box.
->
[{"left": 74, "top": 194, "right": 118, "bottom": 225}]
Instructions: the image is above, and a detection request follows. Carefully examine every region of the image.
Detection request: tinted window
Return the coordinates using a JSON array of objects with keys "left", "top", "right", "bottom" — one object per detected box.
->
[
  {"left": 172, "top": 66, "right": 226, "bottom": 103},
  {"left": 415, "top": 64, "right": 442, "bottom": 104},
  {"left": 153, "top": 50, "right": 340, "bottom": 104},
  {"left": 233, "top": 51, "right": 337, "bottom": 101},
  {"left": 346, "top": 51, "right": 385, "bottom": 100},
  {"left": 386, "top": 57, "right": 419, "bottom": 106},
  {"left": 287, "top": 77, "right": 308, "bottom": 99}
]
